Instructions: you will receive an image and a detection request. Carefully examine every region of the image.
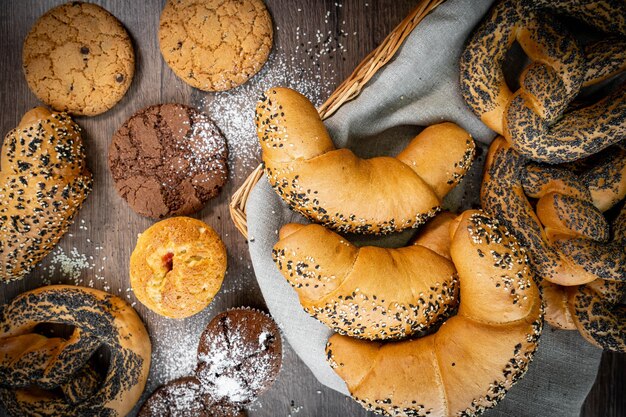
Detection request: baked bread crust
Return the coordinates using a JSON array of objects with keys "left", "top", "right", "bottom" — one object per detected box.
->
[
  {"left": 326, "top": 211, "right": 543, "bottom": 417},
  {"left": 256, "top": 87, "right": 475, "bottom": 235},
  {"left": 273, "top": 213, "right": 459, "bottom": 340},
  {"left": 130, "top": 217, "right": 227, "bottom": 319},
  {"left": 0, "top": 107, "right": 92, "bottom": 282},
  {"left": 460, "top": 0, "right": 626, "bottom": 164},
  {"left": 0, "top": 285, "right": 151, "bottom": 416},
  {"left": 482, "top": 137, "right": 626, "bottom": 346},
  {"left": 481, "top": 137, "right": 626, "bottom": 287}
]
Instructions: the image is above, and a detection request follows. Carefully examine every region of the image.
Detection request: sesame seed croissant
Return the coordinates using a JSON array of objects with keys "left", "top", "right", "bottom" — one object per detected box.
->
[
  {"left": 256, "top": 87, "right": 475, "bottom": 235},
  {"left": 272, "top": 212, "right": 459, "bottom": 340},
  {"left": 326, "top": 211, "right": 543, "bottom": 417}
]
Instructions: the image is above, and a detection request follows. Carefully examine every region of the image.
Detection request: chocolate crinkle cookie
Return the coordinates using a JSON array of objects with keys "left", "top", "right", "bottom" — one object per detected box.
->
[
  {"left": 108, "top": 103, "right": 228, "bottom": 219},
  {"left": 196, "top": 308, "right": 283, "bottom": 406},
  {"left": 138, "top": 377, "right": 245, "bottom": 417},
  {"left": 138, "top": 308, "right": 282, "bottom": 416}
]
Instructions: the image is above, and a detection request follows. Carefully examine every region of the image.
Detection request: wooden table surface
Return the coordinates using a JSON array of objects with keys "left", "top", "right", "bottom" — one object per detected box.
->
[{"left": 0, "top": 1, "right": 623, "bottom": 416}]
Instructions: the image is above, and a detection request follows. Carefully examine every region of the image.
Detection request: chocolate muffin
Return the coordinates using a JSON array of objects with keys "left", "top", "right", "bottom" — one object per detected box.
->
[
  {"left": 195, "top": 309, "right": 282, "bottom": 406},
  {"left": 108, "top": 103, "right": 228, "bottom": 219},
  {"left": 138, "top": 377, "right": 245, "bottom": 417}
]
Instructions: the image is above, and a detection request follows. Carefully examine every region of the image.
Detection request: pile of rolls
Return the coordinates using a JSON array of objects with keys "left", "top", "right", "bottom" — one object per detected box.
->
[
  {"left": 256, "top": 1, "right": 626, "bottom": 415},
  {"left": 462, "top": 0, "right": 626, "bottom": 353},
  {"left": 256, "top": 87, "right": 544, "bottom": 416}
]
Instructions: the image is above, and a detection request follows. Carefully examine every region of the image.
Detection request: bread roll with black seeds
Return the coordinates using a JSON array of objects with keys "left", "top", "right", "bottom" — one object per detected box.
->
[
  {"left": 459, "top": 0, "right": 584, "bottom": 134},
  {"left": 326, "top": 211, "right": 543, "bottom": 417},
  {"left": 0, "top": 285, "right": 151, "bottom": 416},
  {"left": 581, "top": 146, "right": 626, "bottom": 212},
  {"left": 460, "top": 0, "right": 626, "bottom": 164},
  {"left": 272, "top": 212, "right": 459, "bottom": 340},
  {"left": 570, "top": 278, "right": 626, "bottom": 352},
  {"left": 0, "top": 107, "right": 92, "bottom": 282},
  {"left": 482, "top": 137, "right": 626, "bottom": 336},
  {"left": 256, "top": 87, "right": 475, "bottom": 235},
  {"left": 481, "top": 137, "right": 624, "bottom": 287},
  {"left": 542, "top": 203, "right": 626, "bottom": 352},
  {"left": 582, "top": 37, "right": 626, "bottom": 87}
]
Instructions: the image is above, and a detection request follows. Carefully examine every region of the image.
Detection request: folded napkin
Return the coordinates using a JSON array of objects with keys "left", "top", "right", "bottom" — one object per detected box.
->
[{"left": 247, "top": 0, "right": 602, "bottom": 415}]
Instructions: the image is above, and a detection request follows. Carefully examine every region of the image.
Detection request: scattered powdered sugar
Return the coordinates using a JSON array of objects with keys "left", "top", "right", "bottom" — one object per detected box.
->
[
  {"left": 185, "top": 115, "right": 227, "bottom": 175},
  {"left": 44, "top": 220, "right": 113, "bottom": 292},
  {"left": 201, "top": 52, "right": 331, "bottom": 177},
  {"left": 210, "top": 375, "right": 250, "bottom": 403},
  {"left": 140, "top": 376, "right": 216, "bottom": 417},
  {"left": 201, "top": 16, "right": 356, "bottom": 176},
  {"left": 196, "top": 311, "right": 282, "bottom": 406},
  {"left": 152, "top": 330, "right": 200, "bottom": 381},
  {"left": 147, "top": 309, "right": 281, "bottom": 415},
  {"left": 258, "top": 331, "right": 270, "bottom": 347},
  {"left": 164, "top": 110, "right": 228, "bottom": 190},
  {"left": 159, "top": 382, "right": 201, "bottom": 413},
  {"left": 149, "top": 308, "right": 218, "bottom": 385}
]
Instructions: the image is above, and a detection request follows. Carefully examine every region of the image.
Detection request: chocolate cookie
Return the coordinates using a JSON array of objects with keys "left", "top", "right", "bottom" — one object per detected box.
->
[
  {"left": 108, "top": 103, "right": 228, "bottom": 219},
  {"left": 138, "top": 377, "right": 245, "bottom": 417},
  {"left": 22, "top": 2, "right": 134, "bottom": 116},
  {"left": 159, "top": 0, "right": 273, "bottom": 91},
  {"left": 195, "top": 309, "right": 282, "bottom": 406}
]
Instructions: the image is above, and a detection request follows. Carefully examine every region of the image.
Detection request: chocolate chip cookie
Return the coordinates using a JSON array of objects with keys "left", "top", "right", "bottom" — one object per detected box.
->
[
  {"left": 159, "top": 0, "right": 273, "bottom": 91},
  {"left": 22, "top": 2, "right": 134, "bottom": 116},
  {"left": 108, "top": 103, "right": 228, "bottom": 219}
]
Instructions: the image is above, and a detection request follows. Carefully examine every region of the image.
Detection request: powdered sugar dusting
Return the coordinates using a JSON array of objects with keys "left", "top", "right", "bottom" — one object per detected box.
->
[
  {"left": 201, "top": 17, "right": 356, "bottom": 177},
  {"left": 165, "top": 110, "right": 228, "bottom": 190},
  {"left": 43, "top": 221, "right": 114, "bottom": 294},
  {"left": 259, "top": 331, "right": 270, "bottom": 346},
  {"left": 196, "top": 310, "right": 282, "bottom": 406},
  {"left": 153, "top": 330, "right": 200, "bottom": 381},
  {"left": 210, "top": 375, "right": 249, "bottom": 403},
  {"left": 149, "top": 308, "right": 218, "bottom": 385}
]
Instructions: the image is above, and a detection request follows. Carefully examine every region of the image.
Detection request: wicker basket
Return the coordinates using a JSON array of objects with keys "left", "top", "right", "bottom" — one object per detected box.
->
[{"left": 229, "top": 0, "right": 445, "bottom": 239}]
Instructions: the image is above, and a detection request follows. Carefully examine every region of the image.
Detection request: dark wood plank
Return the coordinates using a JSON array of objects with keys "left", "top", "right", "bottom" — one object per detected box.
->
[{"left": 0, "top": 1, "right": 622, "bottom": 416}]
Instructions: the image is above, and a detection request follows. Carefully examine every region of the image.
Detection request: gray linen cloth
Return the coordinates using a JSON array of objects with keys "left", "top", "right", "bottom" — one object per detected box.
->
[{"left": 247, "top": 0, "right": 602, "bottom": 415}]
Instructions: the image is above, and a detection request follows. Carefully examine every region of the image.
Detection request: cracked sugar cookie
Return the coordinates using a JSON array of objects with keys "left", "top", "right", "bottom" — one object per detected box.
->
[
  {"left": 130, "top": 217, "right": 227, "bottom": 319},
  {"left": 159, "top": 0, "right": 273, "bottom": 91},
  {"left": 22, "top": 2, "right": 134, "bottom": 116},
  {"left": 108, "top": 103, "right": 228, "bottom": 219}
]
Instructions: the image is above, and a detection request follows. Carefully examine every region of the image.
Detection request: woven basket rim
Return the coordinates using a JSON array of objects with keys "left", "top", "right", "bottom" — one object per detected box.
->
[{"left": 229, "top": 0, "right": 446, "bottom": 239}]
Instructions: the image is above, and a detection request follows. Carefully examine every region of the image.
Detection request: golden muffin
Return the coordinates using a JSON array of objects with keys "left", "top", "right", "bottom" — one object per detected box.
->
[{"left": 130, "top": 217, "right": 227, "bottom": 318}]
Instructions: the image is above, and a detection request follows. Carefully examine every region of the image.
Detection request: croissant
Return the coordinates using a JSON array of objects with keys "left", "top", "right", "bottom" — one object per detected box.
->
[
  {"left": 0, "top": 108, "right": 92, "bottom": 281},
  {"left": 326, "top": 211, "right": 543, "bottom": 417},
  {"left": 256, "top": 87, "right": 475, "bottom": 234},
  {"left": 272, "top": 213, "right": 459, "bottom": 340}
]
